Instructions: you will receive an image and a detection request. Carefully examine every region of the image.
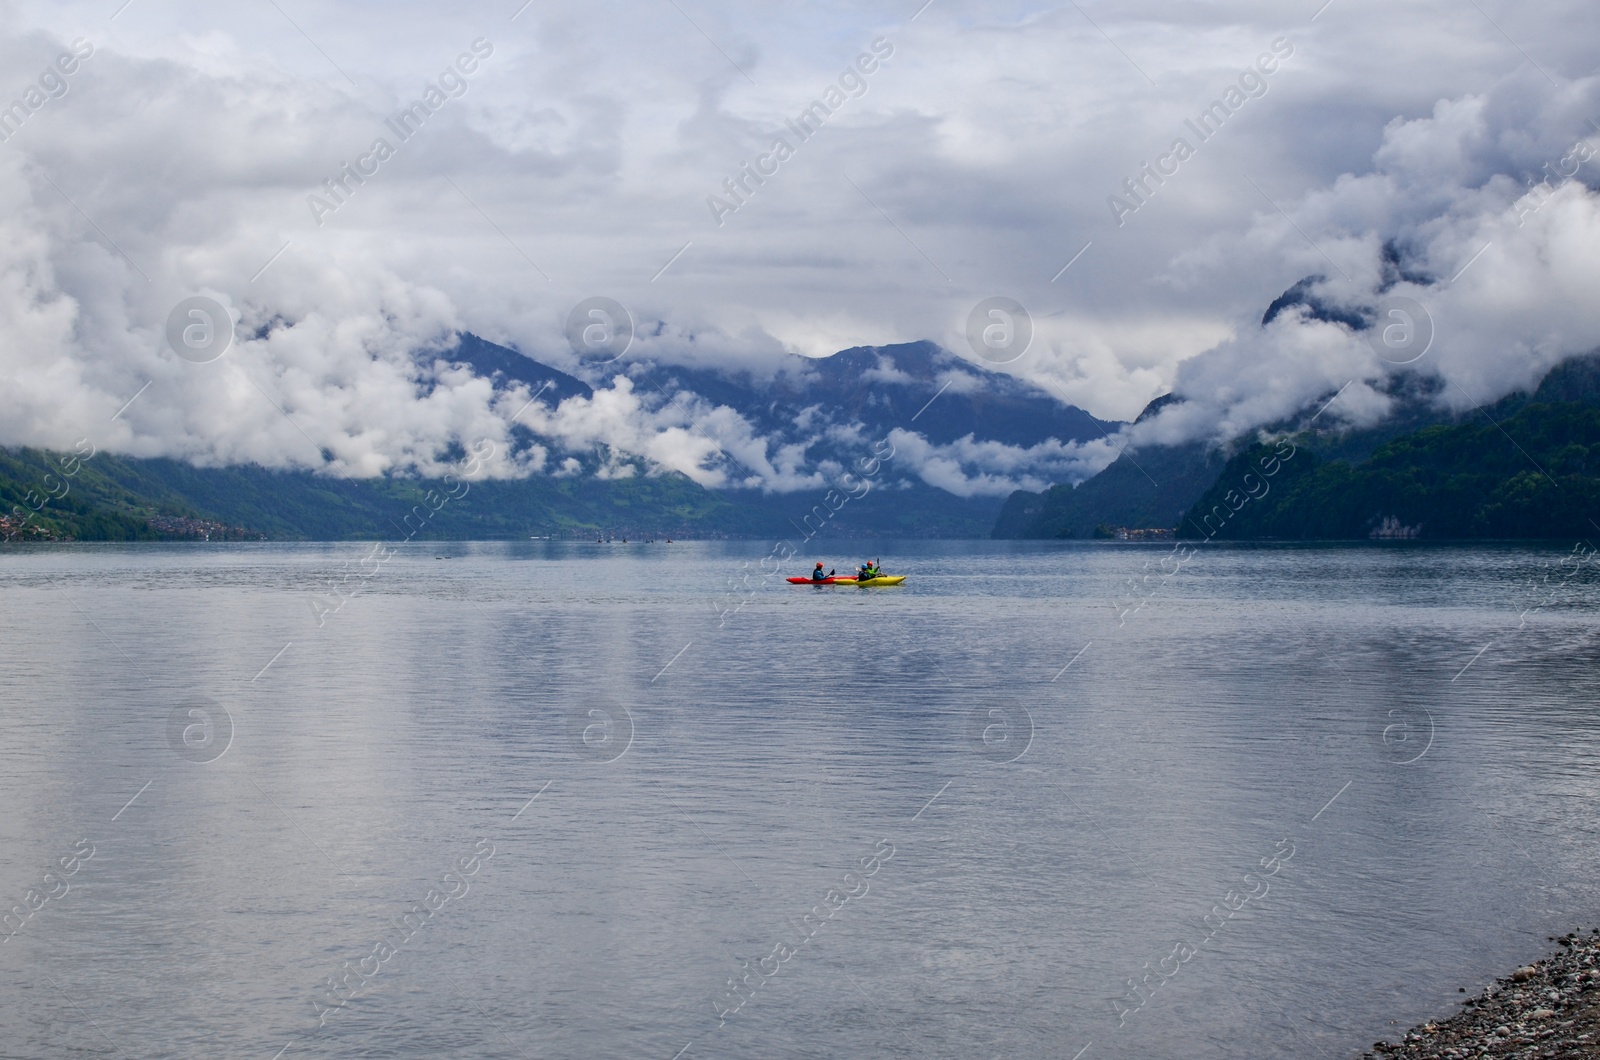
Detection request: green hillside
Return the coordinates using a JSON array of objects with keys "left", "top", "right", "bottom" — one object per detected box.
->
[
  {"left": 0, "top": 446, "right": 1003, "bottom": 542},
  {"left": 1177, "top": 402, "right": 1600, "bottom": 540},
  {"left": 0, "top": 447, "right": 224, "bottom": 541},
  {"left": 0, "top": 446, "right": 783, "bottom": 542},
  {"left": 990, "top": 441, "right": 1223, "bottom": 539},
  {"left": 998, "top": 353, "right": 1600, "bottom": 541}
]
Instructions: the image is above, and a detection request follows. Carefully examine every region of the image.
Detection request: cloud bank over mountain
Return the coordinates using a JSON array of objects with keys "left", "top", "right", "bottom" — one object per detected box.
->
[
  {"left": 0, "top": 0, "right": 1596, "bottom": 491},
  {"left": 1134, "top": 67, "right": 1600, "bottom": 448}
]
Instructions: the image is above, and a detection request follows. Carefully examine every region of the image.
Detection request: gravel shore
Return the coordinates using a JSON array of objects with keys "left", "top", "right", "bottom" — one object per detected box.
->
[{"left": 1360, "top": 931, "right": 1600, "bottom": 1058}]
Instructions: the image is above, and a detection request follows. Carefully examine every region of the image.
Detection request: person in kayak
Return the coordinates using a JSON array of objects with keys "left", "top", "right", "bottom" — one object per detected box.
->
[{"left": 812, "top": 562, "right": 834, "bottom": 582}]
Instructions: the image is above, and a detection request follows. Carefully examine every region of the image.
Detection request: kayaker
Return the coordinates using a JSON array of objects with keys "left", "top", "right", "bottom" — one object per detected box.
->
[{"left": 812, "top": 562, "right": 827, "bottom": 582}]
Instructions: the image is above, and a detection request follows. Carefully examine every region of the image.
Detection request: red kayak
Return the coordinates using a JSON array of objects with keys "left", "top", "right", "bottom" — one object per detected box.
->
[{"left": 786, "top": 576, "right": 857, "bottom": 584}]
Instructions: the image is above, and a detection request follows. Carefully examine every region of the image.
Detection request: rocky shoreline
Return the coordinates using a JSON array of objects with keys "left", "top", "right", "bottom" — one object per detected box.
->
[{"left": 1361, "top": 931, "right": 1600, "bottom": 1058}]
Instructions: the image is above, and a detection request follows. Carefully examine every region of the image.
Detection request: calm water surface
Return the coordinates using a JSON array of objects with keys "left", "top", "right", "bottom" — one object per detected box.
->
[{"left": 2, "top": 539, "right": 1599, "bottom": 1058}]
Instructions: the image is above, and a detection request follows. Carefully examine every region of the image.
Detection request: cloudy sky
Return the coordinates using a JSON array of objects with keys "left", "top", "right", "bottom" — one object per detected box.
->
[{"left": 1, "top": 0, "right": 1597, "bottom": 486}]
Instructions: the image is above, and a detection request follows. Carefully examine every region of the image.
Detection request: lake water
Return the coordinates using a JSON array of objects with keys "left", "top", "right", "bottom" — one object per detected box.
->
[{"left": 2, "top": 539, "right": 1599, "bottom": 1059}]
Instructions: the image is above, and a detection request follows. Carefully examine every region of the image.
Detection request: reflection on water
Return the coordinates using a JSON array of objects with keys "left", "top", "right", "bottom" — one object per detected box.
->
[{"left": 1, "top": 539, "right": 1599, "bottom": 1058}]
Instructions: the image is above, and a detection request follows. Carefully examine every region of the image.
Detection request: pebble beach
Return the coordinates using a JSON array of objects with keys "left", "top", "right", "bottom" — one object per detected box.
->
[{"left": 1362, "top": 932, "right": 1600, "bottom": 1059}]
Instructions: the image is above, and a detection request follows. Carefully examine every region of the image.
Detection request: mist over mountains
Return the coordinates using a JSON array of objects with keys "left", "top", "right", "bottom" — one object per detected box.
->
[
  {"left": 1, "top": 335, "right": 1122, "bottom": 541},
  {"left": 2, "top": 5, "right": 1600, "bottom": 541},
  {"left": 446, "top": 334, "right": 1120, "bottom": 498},
  {"left": 995, "top": 337, "right": 1600, "bottom": 541},
  {"left": 11, "top": 278, "right": 1600, "bottom": 542}
]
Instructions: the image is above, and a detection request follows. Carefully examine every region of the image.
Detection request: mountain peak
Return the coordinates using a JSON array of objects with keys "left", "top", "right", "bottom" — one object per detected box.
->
[{"left": 438, "top": 331, "right": 1118, "bottom": 497}]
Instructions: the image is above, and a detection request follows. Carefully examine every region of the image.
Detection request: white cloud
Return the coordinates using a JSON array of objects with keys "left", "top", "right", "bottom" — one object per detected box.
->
[
  {"left": 861, "top": 356, "right": 914, "bottom": 385},
  {"left": 0, "top": 2, "right": 1594, "bottom": 485},
  {"left": 886, "top": 428, "right": 1120, "bottom": 497},
  {"left": 1134, "top": 68, "right": 1600, "bottom": 445},
  {"left": 934, "top": 368, "right": 983, "bottom": 395}
]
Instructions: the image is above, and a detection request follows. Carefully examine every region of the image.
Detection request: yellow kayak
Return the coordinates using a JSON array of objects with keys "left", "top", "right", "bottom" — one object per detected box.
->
[{"left": 855, "top": 575, "right": 906, "bottom": 586}]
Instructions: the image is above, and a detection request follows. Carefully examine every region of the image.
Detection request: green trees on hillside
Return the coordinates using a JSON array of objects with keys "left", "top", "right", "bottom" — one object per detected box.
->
[{"left": 1178, "top": 403, "right": 1600, "bottom": 540}]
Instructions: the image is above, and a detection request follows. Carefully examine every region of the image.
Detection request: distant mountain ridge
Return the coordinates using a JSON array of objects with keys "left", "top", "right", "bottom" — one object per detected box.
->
[
  {"left": 448, "top": 333, "right": 594, "bottom": 406},
  {"left": 3, "top": 333, "right": 1112, "bottom": 542},
  {"left": 990, "top": 397, "right": 1225, "bottom": 539},
  {"left": 443, "top": 333, "right": 1118, "bottom": 527},
  {"left": 1178, "top": 394, "right": 1600, "bottom": 541},
  {"left": 660, "top": 340, "right": 1114, "bottom": 450},
  {"left": 992, "top": 260, "right": 1600, "bottom": 540},
  {"left": 995, "top": 346, "right": 1600, "bottom": 540},
  {"left": 446, "top": 334, "right": 1117, "bottom": 463}
]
